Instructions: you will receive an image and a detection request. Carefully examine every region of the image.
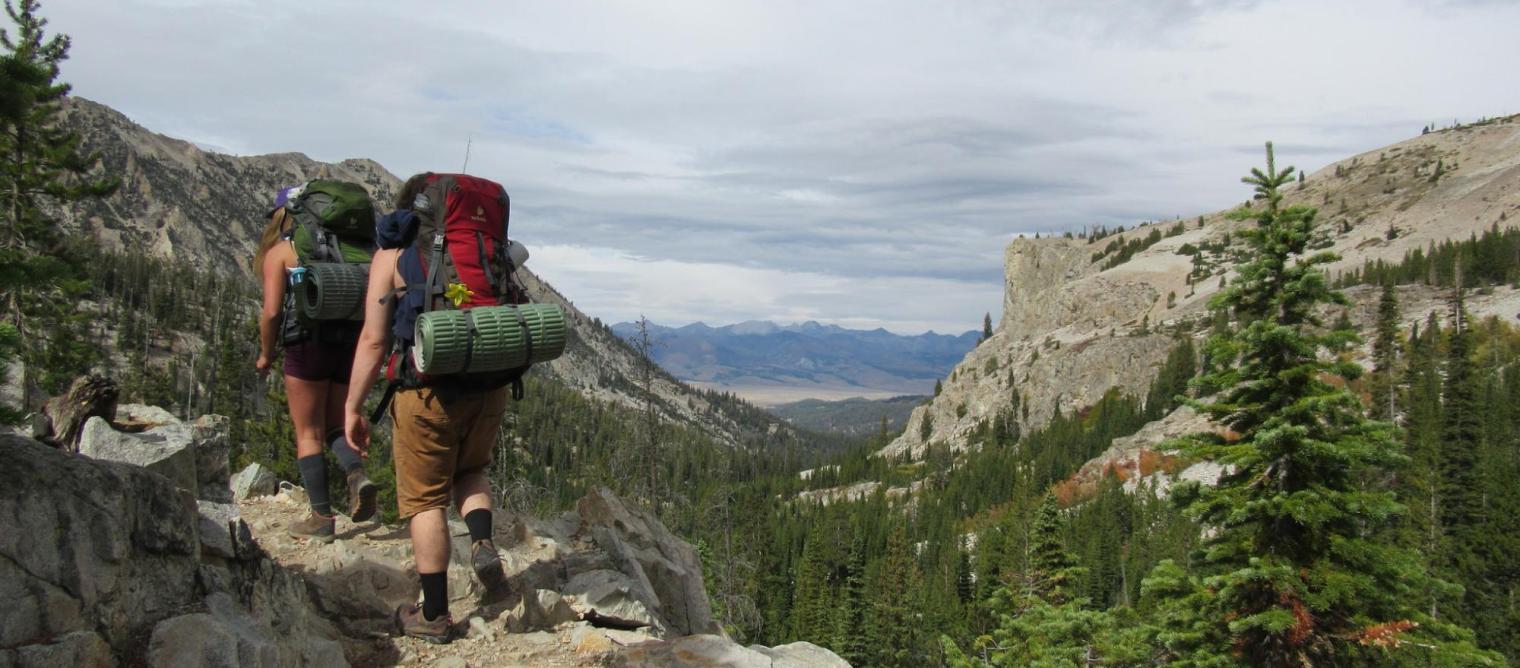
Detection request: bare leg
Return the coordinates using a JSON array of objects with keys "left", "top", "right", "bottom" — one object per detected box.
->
[
  {"left": 285, "top": 375, "right": 330, "bottom": 459},
  {"left": 410, "top": 508, "right": 451, "bottom": 573},
  {"left": 453, "top": 471, "right": 492, "bottom": 517}
]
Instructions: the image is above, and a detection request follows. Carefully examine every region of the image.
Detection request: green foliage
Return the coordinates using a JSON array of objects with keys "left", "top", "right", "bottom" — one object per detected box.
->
[
  {"left": 0, "top": 0, "right": 117, "bottom": 410},
  {"left": 1162, "top": 143, "right": 1499, "bottom": 665},
  {"left": 1337, "top": 222, "right": 1520, "bottom": 290}
]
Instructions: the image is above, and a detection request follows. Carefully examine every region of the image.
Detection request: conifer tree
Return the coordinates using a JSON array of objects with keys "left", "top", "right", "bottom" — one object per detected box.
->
[
  {"left": 791, "top": 522, "right": 834, "bottom": 642},
  {"left": 981, "top": 312, "right": 994, "bottom": 344},
  {"left": 1162, "top": 143, "right": 1497, "bottom": 665},
  {"left": 0, "top": 0, "right": 117, "bottom": 406},
  {"left": 1370, "top": 282, "right": 1401, "bottom": 420},
  {"left": 1438, "top": 288, "right": 1486, "bottom": 627},
  {"left": 943, "top": 495, "right": 1113, "bottom": 667},
  {"left": 869, "top": 523, "right": 926, "bottom": 667}
]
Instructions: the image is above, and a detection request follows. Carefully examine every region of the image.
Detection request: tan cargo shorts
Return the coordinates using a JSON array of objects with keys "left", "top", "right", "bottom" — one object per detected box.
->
[{"left": 390, "top": 386, "right": 509, "bottom": 519}]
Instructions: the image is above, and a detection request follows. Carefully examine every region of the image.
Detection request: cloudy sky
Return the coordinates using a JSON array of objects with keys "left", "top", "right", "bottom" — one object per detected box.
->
[{"left": 46, "top": 0, "right": 1520, "bottom": 334}]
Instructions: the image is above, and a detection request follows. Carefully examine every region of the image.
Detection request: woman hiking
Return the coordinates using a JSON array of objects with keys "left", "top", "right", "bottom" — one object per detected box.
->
[{"left": 254, "top": 184, "right": 378, "bottom": 541}]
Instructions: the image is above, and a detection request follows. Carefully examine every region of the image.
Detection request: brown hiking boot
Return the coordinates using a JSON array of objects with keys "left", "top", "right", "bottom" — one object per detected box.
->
[
  {"left": 471, "top": 539, "right": 507, "bottom": 594},
  {"left": 347, "top": 469, "right": 377, "bottom": 522},
  {"left": 288, "top": 511, "right": 335, "bottom": 543},
  {"left": 394, "top": 603, "right": 453, "bottom": 644}
]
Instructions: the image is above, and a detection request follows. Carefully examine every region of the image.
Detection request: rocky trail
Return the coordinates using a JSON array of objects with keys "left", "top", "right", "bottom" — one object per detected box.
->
[{"left": 1, "top": 405, "right": 846, "bottom": 667}]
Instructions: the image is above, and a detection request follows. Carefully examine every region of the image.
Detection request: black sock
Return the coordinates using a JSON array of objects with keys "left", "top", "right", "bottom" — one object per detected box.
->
[
  {"left": 419, "top": 571, "right": 448, "bottom": 621},
  {"left": 463, "top": 509, "right": 492, "bottom": 543},
  {"left": 296, "top": 455, "right": 331, "bottom": 516},
  {"left": 326, "top": 430, "right": 364, "bottom": 474}
]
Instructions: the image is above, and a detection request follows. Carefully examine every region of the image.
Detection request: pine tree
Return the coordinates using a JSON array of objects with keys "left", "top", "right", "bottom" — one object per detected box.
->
[
  {"left": 1438, "top": 288, "right": 1486, "bottom": 627},
  {"left": 1162, "top": 143, "right": 1498, "bottom": 665},
  {"left": 832, "top": 533, "right": 868, "bottom": 665},
  {"left": 943, "top": 495, "right": 1113, "bottom": 667},
  {"left": 1370, "top": 282, "right": 1401, "bottom": 420},
  {"left": 868, "top": 523, "right": 925, "bottom": 667},
  {"left": 0, "top": 0, "right": 117, "bottom": 406},
  {"left": 791, "top": 522, "right": 833, "bottom": 642},
  {"left": 981, "top": 312, "right": 994, "bottom": 344}
]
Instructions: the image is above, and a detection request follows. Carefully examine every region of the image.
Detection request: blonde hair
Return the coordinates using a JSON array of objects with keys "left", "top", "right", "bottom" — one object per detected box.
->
[{"left": 252, "top": 208, "right": 290, "bottom": 280}]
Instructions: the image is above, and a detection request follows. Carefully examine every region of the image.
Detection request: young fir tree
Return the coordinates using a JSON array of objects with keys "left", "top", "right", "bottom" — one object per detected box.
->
[
  {"left": 0, "top": 0, "right": 117, "bottom": 407},
  {"left": 981, "top": 312, "right": 994, "bottom": 344},
  {"left": 1370, "top": 282, "right": 1402, "bottom": 421},
  {"left": 790, "top": 522, "right": 834, "bottom": 642},
  {"left": 1437, "top": 288, "right": 1486, "bottom": 628},
  {"left": 868, "top": 523, "right": 926, "bottom": 667},
  {"left": 943, "top": 495, "right": 1114, "bottom": 667},
  {"left": 1160, "top": 143, "right": 1498, "bottom": 666}
]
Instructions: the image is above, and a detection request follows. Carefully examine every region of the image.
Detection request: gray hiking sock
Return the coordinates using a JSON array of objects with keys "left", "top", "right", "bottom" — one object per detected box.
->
[
  {"left": 326, "top": 430, "right": 364, "bottom": 473},
  {"left": 297, "top": 455, "right": 332, "bottom": 516}
]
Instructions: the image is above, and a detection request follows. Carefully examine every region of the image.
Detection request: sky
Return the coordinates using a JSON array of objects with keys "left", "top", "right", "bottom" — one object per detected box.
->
[{"left": 44, "top": 0, "right": 1520, "bottom": 334}]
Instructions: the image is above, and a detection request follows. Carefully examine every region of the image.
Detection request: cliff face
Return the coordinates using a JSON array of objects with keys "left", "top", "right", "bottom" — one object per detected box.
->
[{"left": 883, "top": 116, "right": 1520, "bottom": 461}]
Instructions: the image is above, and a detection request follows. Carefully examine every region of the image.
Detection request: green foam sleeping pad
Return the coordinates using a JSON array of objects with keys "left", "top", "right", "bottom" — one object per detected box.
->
[
  {"left": 297, "top": 263, "right": 369, "bottom": 321},
  {"left": 413, "top": 304, "right": 568, "bottom": 376}
]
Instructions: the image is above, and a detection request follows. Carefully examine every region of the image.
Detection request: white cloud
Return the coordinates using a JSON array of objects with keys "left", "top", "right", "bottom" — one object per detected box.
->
[
  {"left": 41, "top": 0, "right": 1520, "bottom": 330},
  {"left": 531, "top": 244, "right": 1000, "bottom": 334}
]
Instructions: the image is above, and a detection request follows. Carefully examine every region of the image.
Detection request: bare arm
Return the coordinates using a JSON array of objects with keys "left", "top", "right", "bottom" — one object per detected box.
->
[
  {"left": 256, "top": 246, "right": 292, "bottom": 373},
  {"left": 344, "top": 249, "right": 400, "bottom": 451}
]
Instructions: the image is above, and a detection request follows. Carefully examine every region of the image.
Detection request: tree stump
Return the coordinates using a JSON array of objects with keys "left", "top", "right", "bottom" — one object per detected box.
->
[{"left": 34, "top": 375, "right": 119, "bottom": 451}]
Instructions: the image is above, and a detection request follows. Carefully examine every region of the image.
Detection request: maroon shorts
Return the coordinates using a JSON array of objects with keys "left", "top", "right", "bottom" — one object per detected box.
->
[{"left": 283, "top": 339, "right": 356, "bottom": 385}]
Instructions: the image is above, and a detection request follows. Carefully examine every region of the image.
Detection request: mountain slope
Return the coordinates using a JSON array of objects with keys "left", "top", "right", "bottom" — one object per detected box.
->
[
  {"left": 612, "top": 319, "right": 977, "bottom": 404},
  {"left": 885, "top": 116, "right": 1520, "bottom": 460},
  {"left": 56, "top": 97, "right": 798, "bottom": 448}
]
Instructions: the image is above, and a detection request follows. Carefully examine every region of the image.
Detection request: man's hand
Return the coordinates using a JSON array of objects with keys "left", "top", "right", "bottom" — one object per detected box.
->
[
  {"left": 255, "top": 353, "right": 272, "bottom": 377},
  {"left": 345, "top": 408, "right": 370, "bottom": 457}
]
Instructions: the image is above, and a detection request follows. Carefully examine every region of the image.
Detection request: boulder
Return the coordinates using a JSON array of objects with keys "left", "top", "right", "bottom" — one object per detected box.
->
[
  {"left": 231, "top": 463, "right": 278, "bottom": 502},
  {"left": 5, "top": 631, "right": 112, "bottom": 668},
  {"left": 504, "top": 589, "right": 580, "bottom": 633},
  {"left": 197, "top": 500, "right": 255, "bottom": 560},
  {"left": 614, "top": 634, "right": 774, "bottom": 668},
  {"left": 564, "top": 569, "right": 664, "bottom": 633},
  {"left": 752, "top": 642, "right": 853, "bottom": 668},
  {"left": 77, "top": 411, "right": 233, "bottom": 502},
  {"left": 1, "top": 431, "right": 345, "bottom": 666},
  {"left": 614, "top": 635, "right": 851, "bottom": 667},
  {"left": 147, "top": 593, "right": 345, "bottom": 667},
  {"left": 78, "top": 415, "right": 199, "bottom": 495},
  {"left": 1, "top": 434, "right": 199, "bottom": 654},
  {"left": 577, "top": 487, "right": 719, "bottom": 636}
]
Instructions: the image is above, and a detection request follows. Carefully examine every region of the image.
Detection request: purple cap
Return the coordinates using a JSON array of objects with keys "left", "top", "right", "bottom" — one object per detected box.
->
[{"left": 266, "top": 184, "right": 303, "bottom": 217}]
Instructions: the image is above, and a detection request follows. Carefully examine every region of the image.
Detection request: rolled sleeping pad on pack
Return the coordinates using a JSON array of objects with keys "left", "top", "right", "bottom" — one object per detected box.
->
[
  {"left": 412, "top": 303, "right": 568, "bottom": 376},
  {"left": 297, "top": 262, "right": 370, "bottom": 321}
]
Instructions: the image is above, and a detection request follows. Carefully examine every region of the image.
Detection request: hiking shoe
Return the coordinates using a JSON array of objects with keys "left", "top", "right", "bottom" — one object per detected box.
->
[
  {"left": 288, "top": 512, "right": 335, "bottom": 543},
  {"left": 394, "top": 603, "right": 453, "bottom": 644},
  {"left": 346, "top": 469, "right": 378, "bottom": 523},
  {"left": 471, "top": 539, "right": 507, "bottom": 594}
]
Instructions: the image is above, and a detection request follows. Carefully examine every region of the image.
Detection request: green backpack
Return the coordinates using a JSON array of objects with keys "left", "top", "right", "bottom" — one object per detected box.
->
[
  {"left": 281, "top": 180, "right": 376, "bottom": 332},
  {"left": 286, "top": 179, "right": 376, "bottom": 264}
]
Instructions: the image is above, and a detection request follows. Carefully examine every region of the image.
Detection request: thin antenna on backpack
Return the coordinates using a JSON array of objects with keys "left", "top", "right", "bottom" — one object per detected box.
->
[{"left": 461, "top": 135, "right": 473, "bottom": 174}]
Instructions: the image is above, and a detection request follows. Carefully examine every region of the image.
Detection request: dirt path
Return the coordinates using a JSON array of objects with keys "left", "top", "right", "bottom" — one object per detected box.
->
[{"left": 240, "top": 491, "right": 610, "bottom": 668}]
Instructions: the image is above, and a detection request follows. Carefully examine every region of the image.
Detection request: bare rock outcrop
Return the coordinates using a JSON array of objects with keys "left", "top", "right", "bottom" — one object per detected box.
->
[
  {"left": 0, "top": 430, "right": 344, "bottom": 667},
  {"left": 884, "top": 117, "right": 1520, "bottom": 464}
]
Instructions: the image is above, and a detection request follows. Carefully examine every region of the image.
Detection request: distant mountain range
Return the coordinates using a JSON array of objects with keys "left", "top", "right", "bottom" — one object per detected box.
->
[{"left": 611, "top": 320, "right": 978, "bottom": 405}]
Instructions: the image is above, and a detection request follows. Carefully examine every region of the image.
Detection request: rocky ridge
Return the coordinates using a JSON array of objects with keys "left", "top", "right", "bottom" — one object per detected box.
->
[
  {"left": 1, "top": 407, "right": 848, "bottom": 667},
  {"left": 883, "top": 116, "right": 1520, "bottom": 463},
  {"left": 55, "top": 97, "right": 794, "bottom": 448}
]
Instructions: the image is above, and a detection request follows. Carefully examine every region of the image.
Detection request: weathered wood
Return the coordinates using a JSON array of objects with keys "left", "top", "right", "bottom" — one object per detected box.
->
[{"left": 36, "top": 375, "right": 119, "bottom": 450}]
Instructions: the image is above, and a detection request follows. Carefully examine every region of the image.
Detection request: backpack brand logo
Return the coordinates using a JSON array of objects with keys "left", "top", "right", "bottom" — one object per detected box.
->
[{"left": 471, "top": 205, "right": 487, "bottom": 222}]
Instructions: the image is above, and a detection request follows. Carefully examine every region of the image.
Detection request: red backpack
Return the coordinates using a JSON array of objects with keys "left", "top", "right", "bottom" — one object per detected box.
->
[{"left": 380, "top": 174, "right": 530, "bottom": 398}]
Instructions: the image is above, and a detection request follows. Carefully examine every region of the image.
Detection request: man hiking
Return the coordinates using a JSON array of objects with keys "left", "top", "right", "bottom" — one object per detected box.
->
[{"left": 344, "top": 173, "right": 519, "bottom": 643}]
